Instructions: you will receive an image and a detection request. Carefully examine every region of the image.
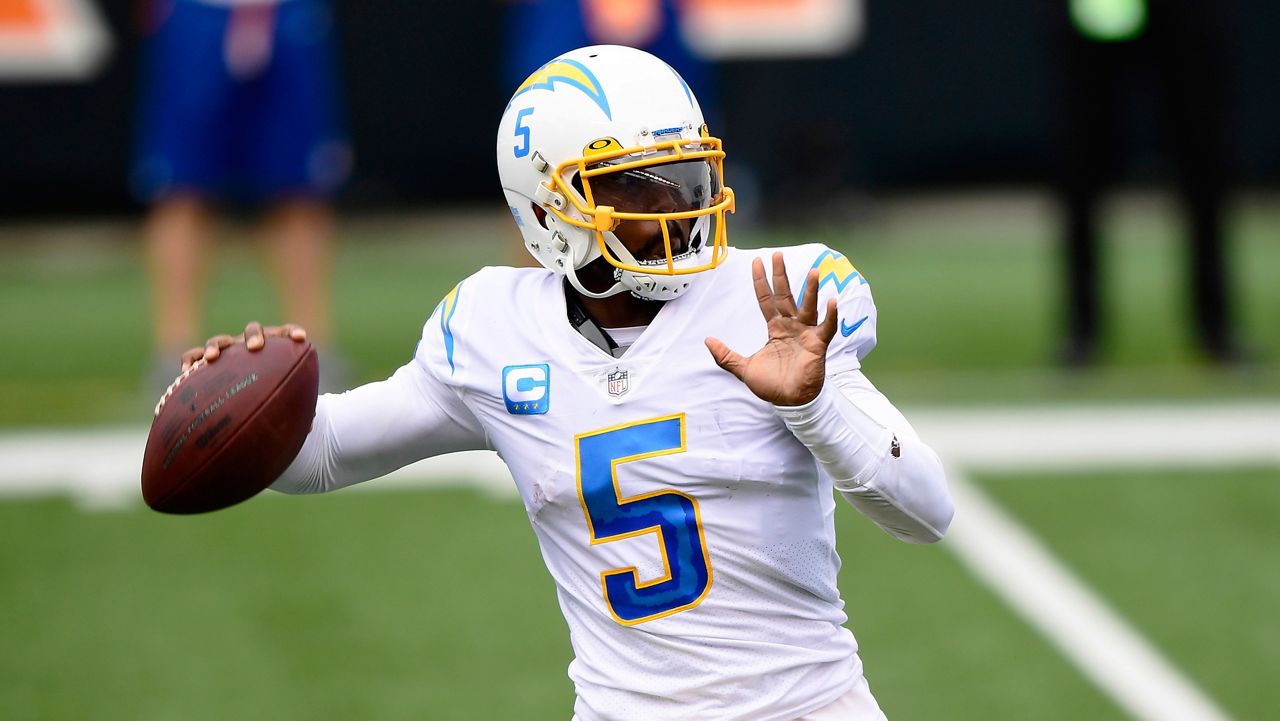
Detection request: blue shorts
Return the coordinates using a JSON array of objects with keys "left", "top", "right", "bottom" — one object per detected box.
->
[{"left": 131, "top": 0, "right": 351, "bottom": 203}]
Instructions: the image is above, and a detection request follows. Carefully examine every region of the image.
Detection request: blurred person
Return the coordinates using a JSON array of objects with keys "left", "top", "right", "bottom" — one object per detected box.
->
[
  {"left": 131, "top": 0, "right": 352, "bottom": 389},
  {"left": 186, "top": 46, "right": 952, "bottom": 719},
  {"left": 1054, "top": 0, "right": 1243, "bottom": 365}
]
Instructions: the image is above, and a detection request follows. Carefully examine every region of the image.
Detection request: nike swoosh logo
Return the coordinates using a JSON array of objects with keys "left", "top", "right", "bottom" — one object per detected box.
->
[{"left": 840, "top": 315, "right": 869, "bottom": 337}]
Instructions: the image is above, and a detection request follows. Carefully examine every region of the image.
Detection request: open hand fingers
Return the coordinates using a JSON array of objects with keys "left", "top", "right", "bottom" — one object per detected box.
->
[
  {"left": 754, "top": 253, "right": 802, "bottom": 321},
  {"left": 817, "top": 298, "right": 839, "bottom": 344},
  {"left": 756, "top": 254, "right": 828, "bottom": 333},
  {"left": 705, "top": 337, "right": 748, "bottom": 381},
  {"left": 796, "top": 268, "right": 820, "bottom": 326},
  {"left": 770, "top": 252, "right": 799, "bottom": 317},
  {"left": 751, "top": 257, "right": 780, "bottom": 322}
]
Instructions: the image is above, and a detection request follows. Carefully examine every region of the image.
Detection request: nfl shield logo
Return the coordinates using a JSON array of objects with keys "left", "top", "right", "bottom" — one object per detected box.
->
[{"left": 607, "top": 368, "right": 630, "bottom": 397}]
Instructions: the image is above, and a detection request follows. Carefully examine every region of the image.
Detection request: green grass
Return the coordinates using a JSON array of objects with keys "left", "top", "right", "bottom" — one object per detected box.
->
[
  {"left": 977, "top": 466, "right": 1280, "bottom": 721},
  {"left": 0, "top": 486, "right": 1128, "bottom": 721},
  {"left": 6, "top": 467, "right": 1275, "bottom": 719},
  {"left": 0, "top": 195, "right": 1277, "bottom": 426},
  {"left": 0, "top": 489, "right": 574, "bottom": 721}
]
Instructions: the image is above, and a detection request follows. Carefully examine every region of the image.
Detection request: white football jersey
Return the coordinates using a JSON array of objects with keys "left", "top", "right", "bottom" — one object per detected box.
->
[{"left": 280, "top": 243, "right": 881, "bottom": 720}]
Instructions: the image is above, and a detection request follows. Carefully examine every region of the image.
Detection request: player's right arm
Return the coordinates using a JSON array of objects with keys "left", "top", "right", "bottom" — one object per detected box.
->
[
  {"left": 270, "top": 352, "right": 487, "bottom": 494},
  {"left": 271, "top": 280, "right": 489, "bottom": 494},
  {"left": 185, "top": 291, "right": 489, "bottom": 495}
]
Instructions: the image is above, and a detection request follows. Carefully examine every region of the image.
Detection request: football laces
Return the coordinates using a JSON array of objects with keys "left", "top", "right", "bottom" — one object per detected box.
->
[{"left": 154, "top": 358, "right": 206, "bottom": 417}]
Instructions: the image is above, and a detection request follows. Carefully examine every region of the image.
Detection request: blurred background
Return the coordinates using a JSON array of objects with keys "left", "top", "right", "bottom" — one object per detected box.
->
[{"left": 0, "top": 1, "right": 1276, "bottom": 719}]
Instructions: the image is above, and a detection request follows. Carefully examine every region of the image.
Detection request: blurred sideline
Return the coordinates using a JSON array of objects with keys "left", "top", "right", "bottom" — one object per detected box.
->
[{"left": 4, "top": 187, "right": 1280, "bottom": 249}]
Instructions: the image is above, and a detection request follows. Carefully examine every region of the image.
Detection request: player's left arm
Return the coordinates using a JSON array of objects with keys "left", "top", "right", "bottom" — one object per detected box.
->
[
  {"left": 706, "top": 249, "right": 953, "bottom": 543},
  {"left": 777, "top": 369, "right": 953, "bottom": 543}
]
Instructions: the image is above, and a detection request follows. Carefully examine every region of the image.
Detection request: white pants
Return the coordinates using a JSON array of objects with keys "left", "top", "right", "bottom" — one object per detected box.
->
[
  {"left": 569, "top": 674, "right": 887, "bottom": 721},
  {"left": 797, "top": 675, "right": 887, "bottom": 721}
]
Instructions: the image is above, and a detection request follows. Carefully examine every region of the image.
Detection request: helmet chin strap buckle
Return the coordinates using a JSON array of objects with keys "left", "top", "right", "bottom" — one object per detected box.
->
[{"left": 550, "top": 230, "right": 578, "bottom": 269}]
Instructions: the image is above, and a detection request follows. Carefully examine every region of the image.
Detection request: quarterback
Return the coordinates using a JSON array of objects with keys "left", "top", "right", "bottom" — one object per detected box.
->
[{"left": 187, "top": 46, "right": 953, "bottom": 720}]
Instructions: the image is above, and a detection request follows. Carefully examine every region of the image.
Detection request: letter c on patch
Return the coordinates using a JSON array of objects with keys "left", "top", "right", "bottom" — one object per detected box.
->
[{"left": 502, "top": 363, "right": 550, "bottom": 415}]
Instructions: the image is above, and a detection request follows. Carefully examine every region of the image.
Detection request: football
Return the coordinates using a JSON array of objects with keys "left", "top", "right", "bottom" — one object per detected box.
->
[{"left": 141, "top": 338, "right": 319, "bottom": 514}]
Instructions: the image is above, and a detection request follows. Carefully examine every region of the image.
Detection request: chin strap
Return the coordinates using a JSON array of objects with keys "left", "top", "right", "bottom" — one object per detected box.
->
[
  {"left": 604, "top": 231, "right": 644, "bottom": 269},
  {"left": 559, "top": 229, "right": 637, "bottom": 299},
  {"left": 564, "top": 264, "right": 626, "bottom": 299},
  {"left": 602, "top": 231, "right": 700, "bottom": 301},
  {"left": 561, "top": 227, "right": 708, "bottom": 302}
]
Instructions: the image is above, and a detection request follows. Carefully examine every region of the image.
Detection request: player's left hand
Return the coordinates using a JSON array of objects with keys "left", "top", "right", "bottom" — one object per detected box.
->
[{"left": 706, "top": 252, "right": 838, "bottom": 406}]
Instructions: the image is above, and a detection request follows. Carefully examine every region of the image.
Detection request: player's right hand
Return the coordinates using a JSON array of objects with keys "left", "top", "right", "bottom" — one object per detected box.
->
[{"left": 181, "top": 321, "right": 307, "bottom": 371}]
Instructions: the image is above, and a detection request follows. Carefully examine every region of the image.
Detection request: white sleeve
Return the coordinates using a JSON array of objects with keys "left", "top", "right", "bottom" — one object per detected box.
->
[
  {"left": 270, "top": 356, "right": 488, "bottom": 495},
  {"left": 774, "top": 370, "right": 954, "bottom": 544}
]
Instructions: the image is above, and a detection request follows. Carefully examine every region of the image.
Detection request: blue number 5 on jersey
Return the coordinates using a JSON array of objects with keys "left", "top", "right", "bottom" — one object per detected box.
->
[{"left": 575, "top": 414, "right": 713, "bottom": 625}]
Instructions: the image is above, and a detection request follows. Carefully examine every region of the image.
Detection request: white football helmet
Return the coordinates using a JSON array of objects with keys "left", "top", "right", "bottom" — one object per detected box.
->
[{"left": 497, "top": 45, "right": 735, "bottom": 301}]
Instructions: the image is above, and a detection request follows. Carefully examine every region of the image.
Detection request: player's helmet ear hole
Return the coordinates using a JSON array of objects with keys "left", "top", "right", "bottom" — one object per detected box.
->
[{"left": 530, "top": 202, "right": 549, "bottom": 229}]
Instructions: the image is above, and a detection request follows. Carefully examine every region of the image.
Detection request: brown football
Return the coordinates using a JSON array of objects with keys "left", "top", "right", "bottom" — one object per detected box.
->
[{"left": 142, "top": 338, "right": 319, "bottom": 514}]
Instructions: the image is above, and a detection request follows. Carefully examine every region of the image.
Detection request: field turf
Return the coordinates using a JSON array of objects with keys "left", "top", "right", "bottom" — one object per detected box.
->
[
  {"left": 2, "top": 466, "right": 1275, "bottom": 720},
  {"left": 978, "top": 466, "right": 1280, "bottom": 721},
  {"left": 0, "top": 487, "right": 1117, "bottom": 721}
]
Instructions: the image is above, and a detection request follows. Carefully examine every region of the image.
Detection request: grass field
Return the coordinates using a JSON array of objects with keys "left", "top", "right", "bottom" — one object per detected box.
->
[
  {"left": 979, "top": 467, "right": 1280, "bottom": 721},
  {"left": 1, "top": 192, "right": 1277, "bottom": 720},
  {"left": 2, "top": 465, "right": 1275, "bottom": 721},
  {"left": 1, "top": 193, "right": 1278, "bottom": 426}
]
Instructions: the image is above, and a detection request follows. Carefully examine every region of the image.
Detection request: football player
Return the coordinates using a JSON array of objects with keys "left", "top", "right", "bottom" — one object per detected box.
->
[{"left": 186, "top": 45, "right": 953, "bottom": 720}]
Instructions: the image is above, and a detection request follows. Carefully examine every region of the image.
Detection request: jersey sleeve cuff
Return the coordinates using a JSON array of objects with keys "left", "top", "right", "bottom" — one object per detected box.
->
[
  {"left": 773, "top": 382, "right": 896, "bottom": 490},
  {"left": 773, "top": 382, "right": 837, "bottom": 423}
]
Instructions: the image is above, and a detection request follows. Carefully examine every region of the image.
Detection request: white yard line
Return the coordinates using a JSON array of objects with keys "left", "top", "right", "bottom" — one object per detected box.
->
[
  {"left": 4, "top": 403, "right": 1274, "bottom": 509},
  {"left": 0, "top": 430, "right": 516, "bottom": 511},
  {"left": 910, "top": 404, "right": 1280, "bottom": 471},
  {"left": 945, "top": 471, "right": 1235, "bottom": 721},
  {"left": 1, "top": 403, "right": 1277, "bottom": 719}
]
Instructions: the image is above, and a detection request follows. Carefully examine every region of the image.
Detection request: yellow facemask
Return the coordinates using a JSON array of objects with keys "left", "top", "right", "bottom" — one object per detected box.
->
[{"left": 543, "top": 135, "right": 736, "bottom": 276}]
